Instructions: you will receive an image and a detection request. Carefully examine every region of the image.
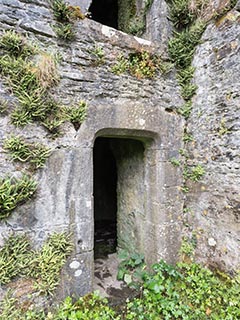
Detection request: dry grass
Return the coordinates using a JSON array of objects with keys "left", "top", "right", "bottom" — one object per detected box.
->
[{"left": 32, "top": 53, "right": 59, "bottom": 89}]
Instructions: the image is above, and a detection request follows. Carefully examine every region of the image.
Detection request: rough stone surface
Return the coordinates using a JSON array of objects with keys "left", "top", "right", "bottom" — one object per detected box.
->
[
  {"left": 186, "top": 8, "right": 240, "bottom": 272},
  {"left": 0, "top": 0, "right": 184, "bottom": 301},
  {"left": 0, "top": 0, "right": 239, "bottom": 305},
  {"left": 145, "top": 0, "right": 172, "bottom": 50}
]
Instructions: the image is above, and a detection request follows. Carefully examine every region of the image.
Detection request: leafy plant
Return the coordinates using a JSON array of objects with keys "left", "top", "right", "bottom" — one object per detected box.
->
[
  {"left": 51, "top": 0, "right": 85, "bottom": 41},
  {"left": 4, "top": 135, "right": 51, "bottom": 169},
  {"left": 189, "top": 164, "right": 205, "bottom": 182},
  {"left": 90, "top": 45, "right": 105, "bottom": 66},
  {"left": 54, "top": 23, "right": 76, "bottom": 40},
  {"left": 117, "top": 250, "right": 146, "bottom": 288},
  {"left": 55, "top": 294, "right": 120, "bottom": 320},
  {"left": 0, "top": 234, "right": 33, "bottom": 284},
  {"left": 218, "top": 118, "right": 231, "bottom": 136},
  {"left": 63, "top": 100, "right": 87, "bottom": 130},
  {"left": 168, "top": 0, "right": 196, "bottom": 29},
  {"left": 112, "top": 51, "right": 170, "bottom": 79},
  {"left": 0, "top": 30, "right": 35, "bottom": 57},
  {"left": 183, "top": 132, "right": 194, "bottom": 142},
  {"left": 180, "top": 235, "right": 197, "bottom": 257},
  {"left": 0, "top": 31, "right": 62, "bottom": 133},
  {"left": 51, "top": 0, "right": 72, "bottom": 22},
  {"left": 0, "top": 97, "right": 8, "bottom": 115},
  {"left": 0, "top": 258, "right": 239, "bottom": 319},
  {"left": 170, "top": 157, "right": 181, "bottom": 166},
  {"left": 0, "top": 175, "right": 37, "bottom": 220},
  {"left": 169, "top": 20, "right": 206, "bottom": 70}
]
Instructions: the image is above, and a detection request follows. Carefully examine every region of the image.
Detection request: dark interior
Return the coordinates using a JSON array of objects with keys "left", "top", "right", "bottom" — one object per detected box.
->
[
  {"left": 93, "top": 137, "right": 117, "bottom": 259},
  {"left": 89, "top": 0, "right": 118, "bottom": 29}
]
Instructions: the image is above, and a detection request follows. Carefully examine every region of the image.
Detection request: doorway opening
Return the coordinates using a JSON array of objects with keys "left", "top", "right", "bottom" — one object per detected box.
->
[
  {"left": 93, "top": 137, "right": 118, "bottom": 259},
  {"left": 93, "top": 136, "right": 147, "bottom": 298},
  {"left": 93, "top": 136, "right": 146, "bottom": 260},
  {"left": 89, "top": 0, "right": 118, "bottom": 29}
]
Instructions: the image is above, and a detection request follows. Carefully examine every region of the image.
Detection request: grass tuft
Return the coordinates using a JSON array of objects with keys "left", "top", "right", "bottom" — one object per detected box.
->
[
  {"left": 0, "top": 175, "right": 37, "bottom": 220},
  {"left": 0, "top": 232, "right": 73, "bottom": 296},
  {"left": 4, "top": 135, "right": 51, "bottom": 169}
]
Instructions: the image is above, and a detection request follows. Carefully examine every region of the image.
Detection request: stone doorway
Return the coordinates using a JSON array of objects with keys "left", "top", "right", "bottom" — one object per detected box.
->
[
  {"left": 93, "top": 136, "right": 147, "bottom": 298},
  {"left": 93, "top": 136, "right": 147, "bottom": 259},
  {"left": 93, "top": 137, "right": 118, "bottom": 259}
]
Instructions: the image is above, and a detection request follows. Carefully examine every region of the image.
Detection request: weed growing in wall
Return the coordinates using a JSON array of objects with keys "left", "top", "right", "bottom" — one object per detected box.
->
[
  {"left": 0, "top": 31, "right": 61, "bottom": 131},
  {"left": 0, "top": 232, "right": 73, "bottom": 295},
  {"left": 4, "top": 135, "right": 51, "bottom": 169},
  {"left": 0, "top": 176, "right": 37, "bottom": 220},
  {"left": 0, "top": 31, "right": 87, "bottom": 135},
  {"left": 63, "top": 100, "right": 87, "bottom": 130},
  {"left": 112, "top": 50, "right": 172, "bottom": 79},
  {"left": 51, "top": 0, "right": 85, "bottom": 41},
  {"left": 90, "top": 44, "right": 105, "bottom": 66},
  {"left": 0, "top": 30, "right": 35, "bottom": 57},
  {"left": 0, "top": 98, "right": 8, "bottom": 115}
]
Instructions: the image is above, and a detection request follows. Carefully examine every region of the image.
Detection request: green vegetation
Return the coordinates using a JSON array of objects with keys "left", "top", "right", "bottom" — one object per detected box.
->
[
  {"left": 90, "top": 44, "right": 105, "bottom": 66},
  {"left": 218, "top": 118, "right": 231, "bottom": 136},
  {"left": 167, "top": 0, "right": 207, "bottom": 124},
  {"left": 117, "top": 250, "right": 146, "bottom": 288},
  {"left": 184, "top": 164, "right": 205, "bottom": 182},
  {"left": 183, "top": 131, "right": 194, "bottom": 142},
  {"left": 4, "top": 135, "right": 51, "bottom": 169},
  {"left": 0, "top": 175, "right": 37, "bottom": 220},
  {"left": 168, "top": 20, "right": 206, "bottom": 103},
  {"left": 0, "top": 31, "right": 61, "bottom": 131},
  {"left": 0, "top": 232, "right": 73, "bottom": 295},
  {"left": 51, "top": 0, "right": 85, "bottom": 40},
  {"left": 63, "top": 101, "right": 87, "bottom": 130},
  {"left": 170, "top": 157, "right": 181, "bottom": 166},
  {"left": 1, "top": 259, "right": 239, "bottom": 319},
  {"left": 0, "top": 30, "right": 35, "bottom": 57},
  {"left": 54, "top": 23, "right": 76, "bottom": 40},
  {"left": 0, "top": 97, "right": 8, "bottom": 115},
  {"left": 0, "top": 31, "right": 87, "bottom": 135},
  {"left": 112, "top": 51, "right": 172, "bottom": 79},
  {"left": 180, "top": 234, "right": 197, "bottom": 257}
]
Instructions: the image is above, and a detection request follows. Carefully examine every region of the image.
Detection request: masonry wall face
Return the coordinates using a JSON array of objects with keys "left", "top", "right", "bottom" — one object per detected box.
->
[
  {"left": 0, "top": 0, "right": 184, "bottom": 298},
  {"left": 185, "top": 9, "right": 240, "bottom": 273}
]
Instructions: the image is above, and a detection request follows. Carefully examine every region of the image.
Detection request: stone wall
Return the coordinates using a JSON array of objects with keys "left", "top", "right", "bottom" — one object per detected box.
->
[
  {"left": 185, "top": 6, "right": 240, "bottom": 273},
  {"left": 0, "top": 0, "right": 239, "bottom": 302},
  {"left": 0, "top": 0, "right": 184, "bottom": 299}
]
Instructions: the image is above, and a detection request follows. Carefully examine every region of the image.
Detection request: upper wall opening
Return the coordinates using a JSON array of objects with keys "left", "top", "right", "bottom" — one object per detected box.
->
[
  {"left": 88, "top": 0, "right": 149, "bottom": 36},
  {"left": 89, "top": 0, "right": 118, "bottom": 29}
]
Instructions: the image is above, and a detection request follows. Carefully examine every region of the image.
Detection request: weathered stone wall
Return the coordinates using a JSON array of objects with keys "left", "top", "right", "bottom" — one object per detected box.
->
[
  {"left": 0, "top": 0, "right": 184, "bottom": 299},
  {"left": 185, "top": 7, "right": 240, "bottom": 272}
]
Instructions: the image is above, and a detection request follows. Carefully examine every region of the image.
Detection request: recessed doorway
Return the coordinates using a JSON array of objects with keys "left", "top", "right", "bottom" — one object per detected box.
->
[{"left": 93, "top": 136, "right": 147, "bottom": 299}]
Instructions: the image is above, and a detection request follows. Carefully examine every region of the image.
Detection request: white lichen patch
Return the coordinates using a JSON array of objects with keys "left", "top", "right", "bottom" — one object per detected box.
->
[
  {"left": 208, "top": 238, "right": 217, "bottom": 247},
  {"left": 139, "top": 119, "right": 146, "bottom": 126},
  {"left": 74, "top": 269, "right": 82, "bottom": 277},
  {"left": 69, "top": 260, "right": 80, "bottom": 269},
  {"left": 86, "top": 200, "right": 91, "bottom": 208}
]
